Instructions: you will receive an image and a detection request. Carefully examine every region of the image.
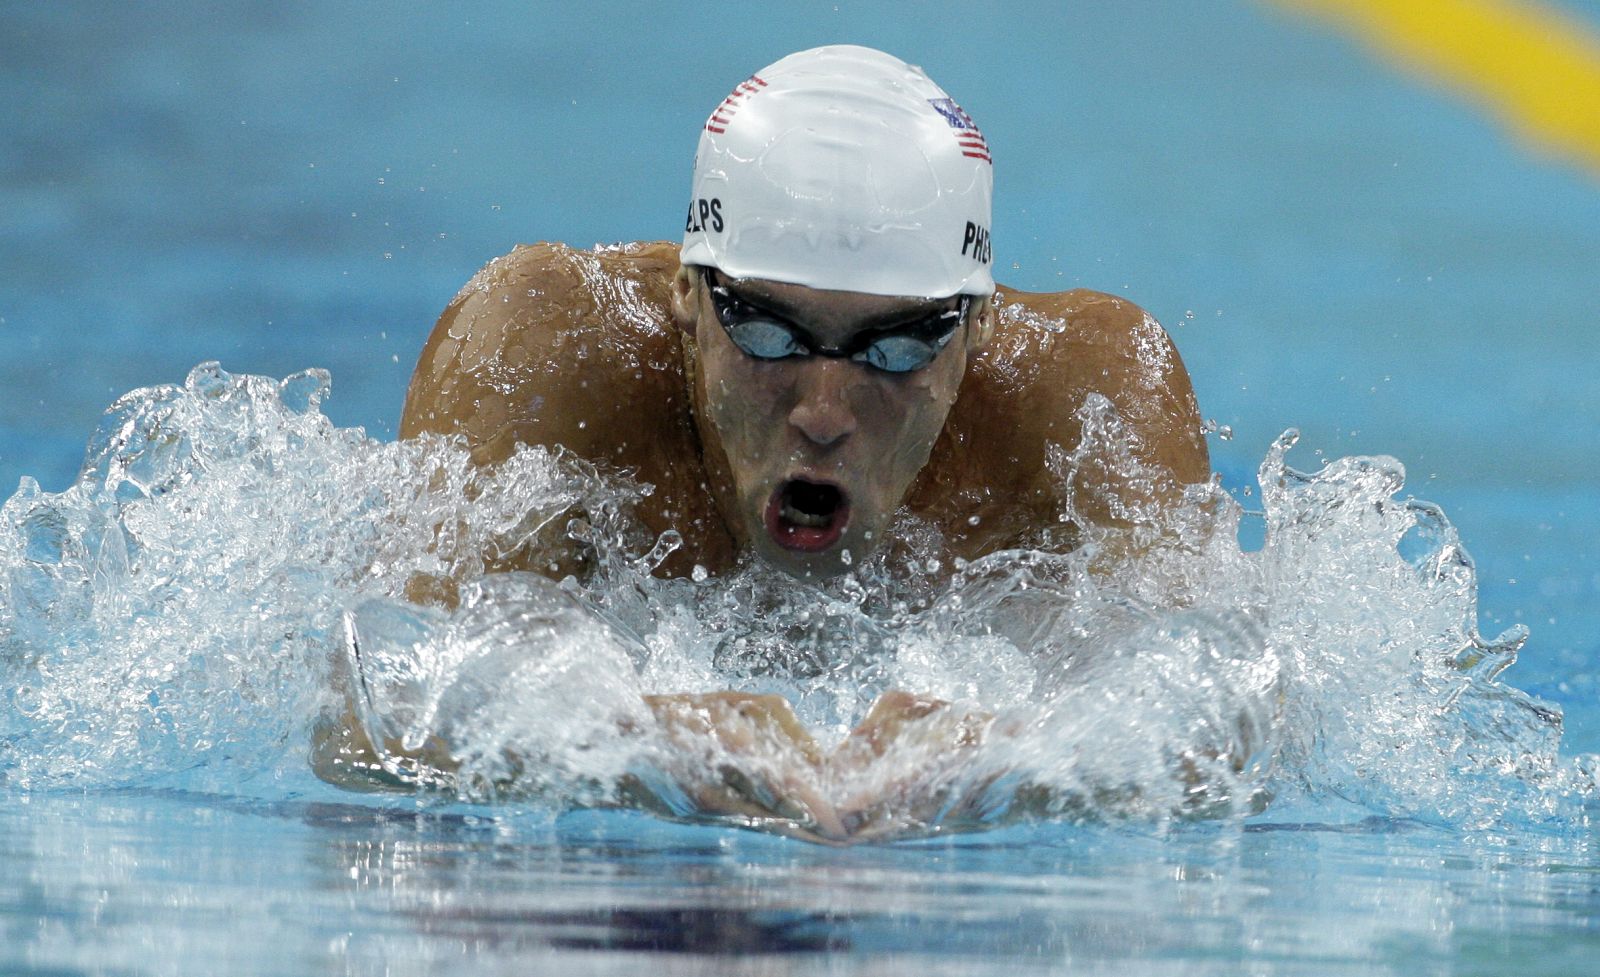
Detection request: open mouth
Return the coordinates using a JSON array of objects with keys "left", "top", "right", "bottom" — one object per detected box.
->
[{"left": 765, "top": 479, "right": 851, "bottom": 553}]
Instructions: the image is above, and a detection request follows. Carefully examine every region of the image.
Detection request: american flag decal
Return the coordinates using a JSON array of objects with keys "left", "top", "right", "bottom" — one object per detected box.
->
[
  {"left": 705, "top": 75, "right": 768, "bottom": 134},
  {"left": 928, "top": 97, "right": 991, "bottom": 164}
]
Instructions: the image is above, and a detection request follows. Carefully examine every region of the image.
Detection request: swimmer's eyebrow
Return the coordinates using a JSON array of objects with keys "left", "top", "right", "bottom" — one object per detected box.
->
[{"left": 725, "top": 278, "right": 958, "bottom": 330}]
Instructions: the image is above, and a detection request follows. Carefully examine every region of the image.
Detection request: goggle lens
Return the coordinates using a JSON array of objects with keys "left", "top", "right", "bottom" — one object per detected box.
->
[{"left": 705, "top": 270, "right": 964, "bottom": 374}]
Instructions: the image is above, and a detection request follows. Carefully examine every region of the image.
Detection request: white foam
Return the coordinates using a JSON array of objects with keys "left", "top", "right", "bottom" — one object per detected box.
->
[{"left": 0, "top": 364, "right": 1589, "bottom": 837}]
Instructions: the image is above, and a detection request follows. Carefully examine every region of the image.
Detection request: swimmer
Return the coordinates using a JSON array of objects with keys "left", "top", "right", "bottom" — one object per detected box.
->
[{"left": 323, "top": 46, "right": 1212, "bottom": 839}]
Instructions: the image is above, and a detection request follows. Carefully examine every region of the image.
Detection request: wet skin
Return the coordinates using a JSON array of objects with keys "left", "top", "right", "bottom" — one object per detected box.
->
[
  {"left": 675, "top": 268, "right": 977, "bottom": 578},
  {"left": 376, "top": 240, "right": 1212, "bottom": 838},
  {"left": 400, "top": 240, "right": 1210, "bottom": 581}
]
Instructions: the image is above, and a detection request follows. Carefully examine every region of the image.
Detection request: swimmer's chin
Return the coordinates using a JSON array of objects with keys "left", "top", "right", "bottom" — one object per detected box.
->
[{"left": 753, "top": 544, "right": 859, "bottom": 580}]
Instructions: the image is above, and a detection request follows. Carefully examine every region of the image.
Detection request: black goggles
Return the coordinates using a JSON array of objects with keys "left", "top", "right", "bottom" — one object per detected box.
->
[{"left": 702, "top": 268, "right": 968, "bottom": 374}]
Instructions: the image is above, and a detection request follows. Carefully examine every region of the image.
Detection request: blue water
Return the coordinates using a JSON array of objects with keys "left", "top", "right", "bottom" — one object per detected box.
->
[
  {"left": 9, "top": 793, "right": 1600, "bottom": 976},
  {"left": 3, "top": 1, "right": 1599, "bottom": 973}
]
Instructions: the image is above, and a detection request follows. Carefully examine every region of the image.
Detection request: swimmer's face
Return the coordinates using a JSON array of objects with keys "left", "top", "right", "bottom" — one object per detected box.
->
[{"left": 673, "top": 266, "right": 993, "bottom": 578}]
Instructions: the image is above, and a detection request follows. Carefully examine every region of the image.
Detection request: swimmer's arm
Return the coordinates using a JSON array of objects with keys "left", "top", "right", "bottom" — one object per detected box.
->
[
  {"left": 311, "top": 684, "right": 853, "bottom": 841},
  {"left": 620, "top": 692, "right": 850, "bottom": 843},
  {"left": 310, "top": 629, "right": 463, "bottom": 792},
  {"left": 310, "top": 706, "right": 461, "bottom": 792},
  {"left": 638, "top": 692, "right": 996, "bottom": 842},
  {"left": 830, "top": 681, "right": 1274, "bottom": 834}
]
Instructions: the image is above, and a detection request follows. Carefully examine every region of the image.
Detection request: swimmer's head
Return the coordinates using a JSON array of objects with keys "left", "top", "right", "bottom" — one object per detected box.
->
[
  {"left": 674, "top": 47, "right": 996, "bottom": 579},
  {"left": 681, "top": 45, "right": 994, "bottom": 300}
]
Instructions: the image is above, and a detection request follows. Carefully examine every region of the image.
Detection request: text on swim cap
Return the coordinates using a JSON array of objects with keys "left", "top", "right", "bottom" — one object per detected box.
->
[
  {"left": 962, "top": 221, "right": 992, "bottom": 264},
  {"left": 686, "top": 198, "right": 724, "bottom": 234}
]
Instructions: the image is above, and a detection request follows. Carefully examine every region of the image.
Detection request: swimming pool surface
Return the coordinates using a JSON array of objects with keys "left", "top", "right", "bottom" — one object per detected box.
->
[{"left": 3, "top": 1, "right": 1598, "bottom": 973}]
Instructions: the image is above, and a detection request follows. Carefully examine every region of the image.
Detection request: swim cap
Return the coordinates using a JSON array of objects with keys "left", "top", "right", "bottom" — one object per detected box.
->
[{"left": 681, "top": 45, "right": 994, "bottom": 299}]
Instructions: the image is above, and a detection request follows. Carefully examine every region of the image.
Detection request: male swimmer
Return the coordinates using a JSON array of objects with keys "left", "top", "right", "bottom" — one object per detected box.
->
[{"left": 328, "top": 46, "right": 1211, "bottom": 840}]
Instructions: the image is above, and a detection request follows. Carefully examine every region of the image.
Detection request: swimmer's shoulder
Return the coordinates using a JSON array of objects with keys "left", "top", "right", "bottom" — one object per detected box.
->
[
  {"left": 982, "top": 286, "right": 1184, "bottom": 394},
  {"left": 980, "top": 285, "right": 1208, "bottom": 484},
  {"left": 918, "top": 286, "right": 1208, "bottom": 548},
  {"left": 403, "top": 241, "right": 734, "bottom": 578},
  {"left": 401, "top": 240, "right": 690, "bottom": 467}
]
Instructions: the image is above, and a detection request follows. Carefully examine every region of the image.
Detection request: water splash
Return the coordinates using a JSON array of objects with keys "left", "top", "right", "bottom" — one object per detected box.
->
[
  {"left": 0, "top": 364, "right": 1589, "bottom": 838},
  {"left": 0, "top": 363, "right": 636, "bottom": 791}
]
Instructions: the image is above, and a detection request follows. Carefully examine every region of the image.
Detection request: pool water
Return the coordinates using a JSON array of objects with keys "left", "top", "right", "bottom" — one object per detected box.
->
[
  {"left": 10, "top": 792, "right": 1600, "bottom": 976},
  {"left": 3, "top": 1, "right": 1599, "bottom": 973}
]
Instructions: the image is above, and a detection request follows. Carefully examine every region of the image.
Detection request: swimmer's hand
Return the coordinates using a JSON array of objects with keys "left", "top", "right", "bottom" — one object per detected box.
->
[
  {"left": 631, "top": 692, "right": 849, "bottom": 843},
  {"left": 629, "top": 691, "right": 999, "bottom": 843},
  {"left": 828, "top": 691, "right": 997, "bottom": 841}
]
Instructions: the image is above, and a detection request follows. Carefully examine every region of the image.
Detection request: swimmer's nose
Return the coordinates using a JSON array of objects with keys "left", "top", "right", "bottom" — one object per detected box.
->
[{"left": 787, "top": 359, "right": 859, "bottom": 447}]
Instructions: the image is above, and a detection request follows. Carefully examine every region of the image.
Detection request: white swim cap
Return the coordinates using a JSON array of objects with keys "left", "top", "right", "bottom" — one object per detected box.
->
[{"left": 681, "top": 45, "right": 994, "bottom": 299}]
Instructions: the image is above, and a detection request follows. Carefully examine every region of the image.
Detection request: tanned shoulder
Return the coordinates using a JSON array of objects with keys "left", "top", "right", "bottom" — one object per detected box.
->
[
  {"left": 914, "top": 286, "right": 1208, "bottom": 551},
  {"left": 401, "top": 240, "right": 731, "bottom": 578},
  {"left": 999, "top": 286, "right": 1207, "bottom": 483},
  {"left": 401, "top": 240, "right": 688, "bottom": 467}
]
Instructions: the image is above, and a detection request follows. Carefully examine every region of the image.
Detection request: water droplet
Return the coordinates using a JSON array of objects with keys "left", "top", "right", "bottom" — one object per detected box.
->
[
  {"left": 691, "top": 564, "right": 709, "bottom": 583},
  {"left": 967, "top": 515, "right": 981, "bottom": 526},
  {"left": 840, "top": 549, "right": 853, "bottom": 566},
  {"left": 13, "top": 685, "right": 41, "bottom": 717}
]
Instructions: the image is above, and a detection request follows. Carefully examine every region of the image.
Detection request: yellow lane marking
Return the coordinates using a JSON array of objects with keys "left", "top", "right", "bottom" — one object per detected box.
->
[{"left": 1268, "top": 0, "right": 1600, "bottom": 174}]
